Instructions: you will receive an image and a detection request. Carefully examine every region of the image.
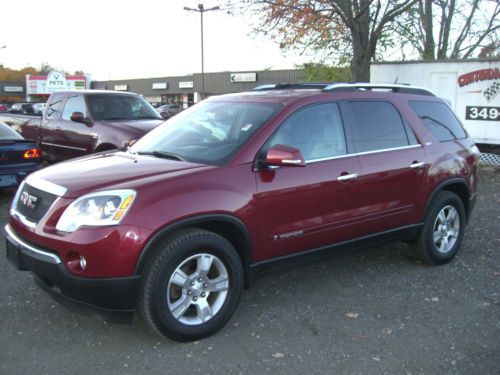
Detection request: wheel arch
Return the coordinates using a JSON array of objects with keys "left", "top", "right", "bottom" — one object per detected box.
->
[
  {"left": 135, "top": 214, "right": 255, "bottom": 288},
  {"left": 425, "top": 178, "right": 471, "bottom": 222}
]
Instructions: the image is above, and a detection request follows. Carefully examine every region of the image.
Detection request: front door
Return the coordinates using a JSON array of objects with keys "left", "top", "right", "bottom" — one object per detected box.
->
[{"left": 255, "top": 102, "right": 365, "bottom": 261}]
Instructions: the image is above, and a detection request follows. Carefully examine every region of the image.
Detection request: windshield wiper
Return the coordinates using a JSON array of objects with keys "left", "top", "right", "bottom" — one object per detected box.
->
[
  {"left": 136, "top": 150, "right": 185, "bottom": 161},
  {"left": 134, "top": 115, "right": 162, "bottom": 120},
  {"left": 101, "top": 117, "right": 128, "bottom": 121}
]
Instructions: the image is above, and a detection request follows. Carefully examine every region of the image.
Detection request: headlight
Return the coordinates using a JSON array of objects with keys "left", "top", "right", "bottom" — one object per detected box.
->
[{"left": 56, "top": 190, "right": 136, "bottom": 233}]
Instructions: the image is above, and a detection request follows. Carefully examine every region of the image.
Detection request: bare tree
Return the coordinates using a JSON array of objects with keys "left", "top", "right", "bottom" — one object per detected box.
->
[
  {"left": 236, "top": 0, "right": 418, "bottom": 81},
  {"left": 395, "top": 0, "right": 500, "bottom": 60}
]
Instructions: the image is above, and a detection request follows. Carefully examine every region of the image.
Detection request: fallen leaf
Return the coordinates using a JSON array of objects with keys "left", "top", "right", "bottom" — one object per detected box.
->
[{"left": 382, "top": 328, "right": 393, "bottom": 335}]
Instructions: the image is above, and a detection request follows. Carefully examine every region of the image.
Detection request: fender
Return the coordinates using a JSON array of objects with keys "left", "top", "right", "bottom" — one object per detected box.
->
[
  {"left": 424, "top": 177, "right": 471, "bottom": 219},
  {"left": 134, "top": 214, "right": 255, "bottom": 286}
]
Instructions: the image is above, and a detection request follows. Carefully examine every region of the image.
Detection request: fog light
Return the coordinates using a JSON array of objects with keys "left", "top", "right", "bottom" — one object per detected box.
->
[
  {"left": 66, "top": 252, "right": 86, "bottom": 273},
  {"left": 79, "top": 256, "right": 87, "bottom": 271}
]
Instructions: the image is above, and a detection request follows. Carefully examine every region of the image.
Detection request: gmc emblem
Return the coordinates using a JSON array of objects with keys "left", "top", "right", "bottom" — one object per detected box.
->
[{"left": 20, "top": 192, "right": 38, "bottom": 210}]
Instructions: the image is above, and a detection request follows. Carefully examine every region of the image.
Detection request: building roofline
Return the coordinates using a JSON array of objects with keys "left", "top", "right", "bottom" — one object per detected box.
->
[{"left": 92, "top": 69, "right": 305, "bottom": 83}]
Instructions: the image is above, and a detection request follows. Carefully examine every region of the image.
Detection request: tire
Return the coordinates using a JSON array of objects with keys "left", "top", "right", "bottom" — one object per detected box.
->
[
  {"left": 139, "top": 228, "right": 244, "bottom": 341},
  {"left": 413, "top": 191, "right": 466, "bottom": 265}
]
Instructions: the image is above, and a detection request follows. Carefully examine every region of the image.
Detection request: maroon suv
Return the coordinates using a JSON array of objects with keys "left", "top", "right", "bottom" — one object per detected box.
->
[{"left": 5, "top": 83, "right": 480, "bottom": 341}]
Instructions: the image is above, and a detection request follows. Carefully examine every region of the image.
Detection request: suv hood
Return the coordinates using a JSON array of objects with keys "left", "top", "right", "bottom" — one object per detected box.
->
[{"left": 28, "top": 151, "right": 209, "bottom": 198}]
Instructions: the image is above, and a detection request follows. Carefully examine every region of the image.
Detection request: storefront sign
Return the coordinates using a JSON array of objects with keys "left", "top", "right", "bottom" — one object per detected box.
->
[
  {"left": 153, "top": 82, "right": 168, "bottom": 90},
  {"left": 47, "top": 71, "right": 66, "bottom": 92},
  {"left": 26, "top": 71, "right": 90, "bottom": 95},
  {"left": 230, "top": 72, "right": 257, "bottom": 83},
  {"left": 179, "top": 81, "right": 194, "bottom": 89},
  {"left": 114, "top": 84, "right": 128, "bottom": 91},
  {"left": 4, "top": 86, "right": 24, "bottom": 93}
]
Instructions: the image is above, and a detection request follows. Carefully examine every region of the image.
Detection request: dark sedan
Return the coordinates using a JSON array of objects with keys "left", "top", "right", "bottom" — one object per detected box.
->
[{"left": 0, "top": 121, "right": 40, "bottom": 188}]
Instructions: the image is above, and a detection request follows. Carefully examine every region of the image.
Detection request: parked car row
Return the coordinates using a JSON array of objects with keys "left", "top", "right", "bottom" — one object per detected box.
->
[
  {"left": 0, "top": 102, "right": 46, "bottom": 116},
  {"left": 0, "top": 90, "right": 164, "bottom": 164}
]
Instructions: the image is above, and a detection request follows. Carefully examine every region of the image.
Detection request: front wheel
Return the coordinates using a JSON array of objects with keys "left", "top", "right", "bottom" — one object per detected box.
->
[
  {"left": 139, "top": 229, "right": 243, "bottom": 341},
  {"left": 413, "top": 191, "right": 466, "bottom": 265}
]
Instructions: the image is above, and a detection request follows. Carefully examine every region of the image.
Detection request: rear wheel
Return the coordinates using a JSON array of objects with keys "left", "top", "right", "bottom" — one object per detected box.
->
[
  {"left": 139, "top": 229, "right": 243, "bottom": 341},
  {"left": 413, "top": 191, "right": 466, "bottom": 265}
]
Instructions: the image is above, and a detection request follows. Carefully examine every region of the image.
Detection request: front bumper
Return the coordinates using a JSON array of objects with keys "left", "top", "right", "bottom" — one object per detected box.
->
[{"left": 4, "top": 224, "right": 141, "bottom": 323}]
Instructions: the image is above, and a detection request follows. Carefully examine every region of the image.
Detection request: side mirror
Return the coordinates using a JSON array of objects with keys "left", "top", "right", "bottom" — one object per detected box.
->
[
  {"left": 70, "top": 111, "right": 90, "bottom": 125},
  {"left": 265, "top": 144, "right": 306, "bottom": 167}
]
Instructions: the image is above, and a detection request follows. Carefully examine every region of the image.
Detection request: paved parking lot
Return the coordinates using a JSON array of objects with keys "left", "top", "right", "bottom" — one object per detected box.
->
[{"left": 0, "top": 167, "right": 498, "bottom": 374}]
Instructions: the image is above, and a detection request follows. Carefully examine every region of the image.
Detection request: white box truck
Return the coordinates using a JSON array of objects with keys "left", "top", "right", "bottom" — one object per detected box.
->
[{"left": 371, "top": 59, "right": 500, "bottom": 162}]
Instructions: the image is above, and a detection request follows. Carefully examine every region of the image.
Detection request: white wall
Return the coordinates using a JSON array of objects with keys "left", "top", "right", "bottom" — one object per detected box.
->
[{"left": 371, "top": 60, "right": 500, "bottom": 145}]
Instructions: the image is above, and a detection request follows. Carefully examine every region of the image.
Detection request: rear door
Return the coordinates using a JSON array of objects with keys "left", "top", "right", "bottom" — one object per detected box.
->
[
  {"left": 256, "top": 102, "right": 365, "bottom": 260},
  {"left": 340, "top": 100, "right": 428, "bottom": 234}
]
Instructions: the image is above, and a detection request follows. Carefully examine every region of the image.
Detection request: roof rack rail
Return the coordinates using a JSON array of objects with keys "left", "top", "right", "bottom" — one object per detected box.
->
[
  {"left": 322, "top": 83, "right": 436, "bottom": 96},
  {"left": 252, "top": 82, "right": 333, "bottom": 91}
]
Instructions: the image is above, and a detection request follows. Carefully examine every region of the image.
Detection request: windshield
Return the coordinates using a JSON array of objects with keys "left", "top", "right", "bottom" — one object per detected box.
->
[
  {"left": 87, "top": 94, "right": 162, "bottom": 121},
  {"left": 130, "top": 101, "right": 281, "bottom": 165}
]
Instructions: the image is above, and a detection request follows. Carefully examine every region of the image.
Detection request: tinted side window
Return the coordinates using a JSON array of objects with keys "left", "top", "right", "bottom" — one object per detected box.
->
[
  {"left": 269, "top": 103, "right": 347, "bottom": 161},
  {"left": 46, "top": 94, "right": 65, "bottom": 120},
  {"left": 409, "top": 101, "right": 466, "bottom": 141},
  {"left": 62, "top": 95, "right": 87, "bottom": 121},
  {"left": 346, "top": 101, "right": 411, "bottom": 153}
]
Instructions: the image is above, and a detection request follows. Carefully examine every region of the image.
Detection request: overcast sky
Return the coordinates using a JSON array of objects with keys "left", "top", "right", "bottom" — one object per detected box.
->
[{"left": 0, "top": 0, "right": 311, "bottom": 81}]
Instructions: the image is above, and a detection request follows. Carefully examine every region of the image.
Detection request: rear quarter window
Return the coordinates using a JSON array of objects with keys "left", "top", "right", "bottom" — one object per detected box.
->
[
  {"left": 409, "top": 101, "right": 467, "bottom": 142},
  {"left": 46, "top": 94, "right": 65, "bottom": 120}
]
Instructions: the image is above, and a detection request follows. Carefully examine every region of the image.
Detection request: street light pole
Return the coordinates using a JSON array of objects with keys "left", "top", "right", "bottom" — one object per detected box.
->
[{"left": 183, "top": 3, "right": 220, "bottom": 101}]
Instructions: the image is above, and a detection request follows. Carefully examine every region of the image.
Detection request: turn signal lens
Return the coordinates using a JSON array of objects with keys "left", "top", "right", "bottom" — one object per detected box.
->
[{"left": 23, "top": 148, "right": 41, "bottom": 159}]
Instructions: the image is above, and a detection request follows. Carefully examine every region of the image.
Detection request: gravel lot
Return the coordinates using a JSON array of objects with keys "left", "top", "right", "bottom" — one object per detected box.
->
[{"left": 1, "top": 167, "right": 498, "bottom": 375}]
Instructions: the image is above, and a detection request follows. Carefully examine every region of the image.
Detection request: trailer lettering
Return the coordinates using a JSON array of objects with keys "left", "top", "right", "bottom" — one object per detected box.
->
[{"left": 458, "top": 68, "right": 500, "bottom": 87}]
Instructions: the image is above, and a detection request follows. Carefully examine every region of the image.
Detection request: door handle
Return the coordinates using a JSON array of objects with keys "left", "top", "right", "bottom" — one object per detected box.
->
[
  {"left": 337, "top": 173, "right": 358, "bottom": 181},
  {"left": 409, "top": 161, "right": 425, "bottom": 169}
]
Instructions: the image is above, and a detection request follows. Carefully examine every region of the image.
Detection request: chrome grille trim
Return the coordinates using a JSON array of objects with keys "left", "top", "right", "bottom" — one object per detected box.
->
[{"left": 25, "top": 175, "right": 67, "bottom": 197}]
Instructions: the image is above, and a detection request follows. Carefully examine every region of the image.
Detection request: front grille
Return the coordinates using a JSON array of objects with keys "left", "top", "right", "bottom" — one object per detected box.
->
[{"left": 15, "top": 184, "right": 58, "bottom": 224}]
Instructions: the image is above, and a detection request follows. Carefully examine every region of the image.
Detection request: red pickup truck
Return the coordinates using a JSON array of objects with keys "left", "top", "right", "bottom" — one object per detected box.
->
[{"left": 0, "top": 90, "right": 165, "bottom": 163}]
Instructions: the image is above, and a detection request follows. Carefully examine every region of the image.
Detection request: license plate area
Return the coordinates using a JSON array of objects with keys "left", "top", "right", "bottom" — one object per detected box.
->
[{"left": 0, "top": 174, "right": 16, "bottom": 187}]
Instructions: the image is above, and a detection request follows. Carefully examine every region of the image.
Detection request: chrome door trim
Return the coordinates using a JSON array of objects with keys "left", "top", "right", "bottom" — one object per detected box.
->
[{"left": 306, "top": 144, "right": 422, "bottom": 165}]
